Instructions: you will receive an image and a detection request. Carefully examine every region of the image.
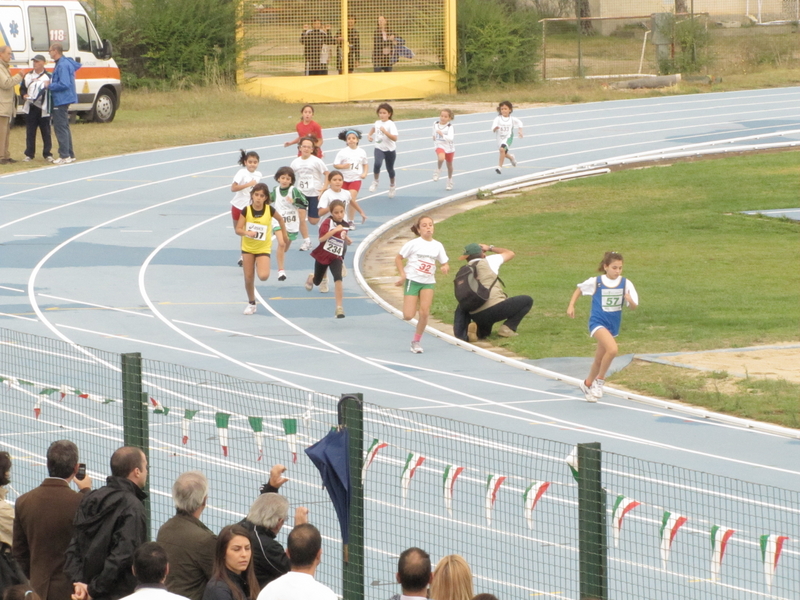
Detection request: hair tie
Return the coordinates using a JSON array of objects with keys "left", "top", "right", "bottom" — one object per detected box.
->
[{"left": 346, "top": 130, "right": 359, "bottom": 137}]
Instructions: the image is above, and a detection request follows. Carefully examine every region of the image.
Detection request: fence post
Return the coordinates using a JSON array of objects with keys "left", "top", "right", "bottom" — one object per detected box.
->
[
  {"left": 121, "top": 352, "right": 151, "bottom": 539},
  {"left": 340, "top": 394, "right": 364, "bottom": 600},
  {"left": 578, "top": 442, "right": 606, "bottom": 600}
]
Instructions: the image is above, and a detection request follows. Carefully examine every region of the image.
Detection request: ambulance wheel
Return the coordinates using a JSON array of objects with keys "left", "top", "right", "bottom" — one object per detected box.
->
[{"left": 91, "top": 89, "right": 117, "bottom": 123}]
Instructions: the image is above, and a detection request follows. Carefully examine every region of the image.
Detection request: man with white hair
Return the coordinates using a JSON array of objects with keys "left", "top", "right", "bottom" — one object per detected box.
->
[{"left": 0, "top": 45, "right": 23, "bottom": 164}]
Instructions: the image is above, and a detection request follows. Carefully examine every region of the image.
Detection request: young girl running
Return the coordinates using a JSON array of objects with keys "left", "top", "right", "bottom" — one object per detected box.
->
[
  {"left": 230, "top": 149, "right": 262, "bottom": 266},
  {"left": 333, "top": 129, "right": 368, "bottom": 223},
  {"left": 235, "top": 183, "right": 289, "bottom": 315},
  {"left": 270, "top": 166, "right": 309, "bottom": 282},
  {"left": 395, "top": 215, "right": 450, "bottom": 354},
  {"left": 318, "top": 170, "right": 366, "bottom": 221},
  {"left": 290, "top": 137, "right": 328, "bottom": 230},
  {"left": 306, "top": 200, "right": 352, "bottom": 318},
  {"left": 491, "top": 101, "right": 523, "bottom": 174},
  {"left": 368, "top": 103, "right": 399, "bottom": 198},
  {"left": 566, "top": 251, "right": 639, "bottom": 402},
  {"left": 284, "top": 104, "right": 323, "bottom": 157},
  {"left": 432, "top": 108, "right": 455, "bottom": 190}
]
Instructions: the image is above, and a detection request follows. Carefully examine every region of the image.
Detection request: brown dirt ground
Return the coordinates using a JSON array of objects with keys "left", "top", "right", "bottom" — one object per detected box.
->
[{"left": 658, "top": 347, "right": 800, "bottom": 384}]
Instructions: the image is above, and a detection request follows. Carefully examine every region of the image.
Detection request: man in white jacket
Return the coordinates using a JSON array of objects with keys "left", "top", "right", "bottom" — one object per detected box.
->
[
  {"left": 0, "top": 45, "right": 23, "bottom": 164},
  {"left": 20, "top": 54, "right": 53, "bottom": 162}
]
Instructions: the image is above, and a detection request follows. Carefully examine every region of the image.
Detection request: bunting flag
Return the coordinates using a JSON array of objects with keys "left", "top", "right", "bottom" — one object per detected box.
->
[
  {"left": 150, "top": 397, "right": 169, "bottom": 415},
  {"left": 362, "top": 439, "right": 388, "bottom": 483},
  {"left": 485, "top": 474, "right": 506, "bottom": 526},
  {"left": 86, "top": 394, "right": 115, "bottom": 404},
  {"left": 442, "top": 465, "right": 464, "bottom": 517},
  {"left": 660, "top": 511, "right": 687, "bottom": 569},
  {"left": 523, "top": 481, "right": 550, "bottom": 530},
  {"left": 401, "top": 452, "right": 425, "bottom": 506},
  {"left": 182, "top": 409, "right": 198, "bottom": 445},
  {"left": 282, "top": 418, "right": 298, "bottom": 463},
  {"left": 59, "top": 384, "right": 88, "bottom": 400},
  {"left": 760, "top": 534, "right": 789, "bottom": 591},
  {"left": 2, "top": 376, "right": 115, "bottom": 404},
  {"left": 215, "top": 412, "right": 230, "bottom": 457},
  {"left": 33, "top": 397, "right": 42, "bottom": 419},
  {"left": 611, "top": 495, "right": 641, "bottom": 548},
  {"left": 0, "top": 376, "right": 19, "bottom": 387},
  {"left": 566, "top": 447, "right": 579, "bottom": 482},
  {"left": 710, "top": 525, "right": 735, "bottom": 581},
  {"left": 249, "top": 417, "right": 264, "bottom": 461}
]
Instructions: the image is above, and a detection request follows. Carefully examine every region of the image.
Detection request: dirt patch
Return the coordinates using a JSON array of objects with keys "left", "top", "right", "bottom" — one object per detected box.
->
[{"left": 659, "top": 347, "right": 800, "bottom": 383}]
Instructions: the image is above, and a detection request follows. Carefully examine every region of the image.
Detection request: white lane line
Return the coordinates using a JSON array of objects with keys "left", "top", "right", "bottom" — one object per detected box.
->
[
  {"left": 172, "top": 320, "right": 339, "bottom": 354},
  {"left": 38, "top": 293, "right": 154, "bottom": 318},
  {"left": 0, "top": 285, "right": 24, "bottom": 293},
  {"left": 119, "top": 230, "right": 153, "bottom": 233},
  {"left": 0, "top": 312, "right": 37, "bottom": 322},
  {"left": 56, "top": 324, "right": 219, "bottom": 358},
  {"left": 13, "top": 234, "right": 46, "bottom": 237}
]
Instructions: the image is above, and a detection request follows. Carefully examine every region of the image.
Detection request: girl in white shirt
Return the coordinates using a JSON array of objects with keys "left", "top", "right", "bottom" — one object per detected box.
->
[
  {"left": 290, "top": 137, "right": 328, "bottom": 231},
  {"left": 333, "top": 129, "right": 368, "bottom": 222},
  {"left": 368, "top": 103, "right": 399, "bottom": 198},
  {"left": 491, "top": 101, "right": 523, "bottom": 174},
  {"left": 230, "top": 150, "right": 262, "bottom": 266},
  {"left": 432, "top": 108, "right": 455, "bottom": 190},
  {"left": 318, "top": 170, "right": 366, "bottom": 222}
]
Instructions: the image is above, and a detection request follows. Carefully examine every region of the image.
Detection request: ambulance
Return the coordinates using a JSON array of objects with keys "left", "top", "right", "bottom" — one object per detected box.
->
[{"left": 0, "top": 0, "right": 121, "bottom": 122}]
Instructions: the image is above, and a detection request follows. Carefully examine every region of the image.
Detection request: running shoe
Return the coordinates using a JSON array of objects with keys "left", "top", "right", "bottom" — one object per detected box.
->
[
  {"left": 277, "top": 270, "right": 287, "bottom": 281},
  {"left": 432, "top": 171, "right": 440, "bottom": 181},
  {"left": 497, "top": 324, "right": 518, "bottom": 338},
  {"left": 388, "top": 186, "right": 396, "bottom": 199},
  {"left": 319, "top": 277, "right": 329, "bottom": 293},
  {"left": 335, "top": 306, "right": 345, "bottom": 318},
  {"left": 65, "top": 157, "right": 76, "bottom": 164},
  {"left": 369, "top": 180, "right": 379, "bottom": 192},
  {"left": 495, "top": 168, "right": 502, "bottom": 174},
  {"left": 591, "top": 378, "right": 605, "bottom": 399},
  {"left": 243, "top": 303, "right": 257, "bottom": 315},
  {"left": 237, "top": 258, "right": 243, "bottom": 267},
  {"left": 52, "top": 157, "right": 67, "bottom": 165},
  {"left": 410, "top": 341, "right": 423, "bottom": 354},
  {"left": 299, "top": 239, "right": 312, "bottom": 251},
  {"left": 579, "top": 381, "right": 597, "bottom": 403},
  {"left": 446, "top": 180, "right": 453, "bottom": 191},
  {"left": 23, "top": 157, "right": 33, "bottom": 162},
  {"left": 45, "top": 156, "right": 54, "bottom": 163},
  {"left": 508, "top": 154, "right": 517, "bottom": 167},
  {"left": 341, "top": 264, "right": 347, "bottom": 278},
  {"left": 305, "top": 274, "right": 314, "bottom": 291}
]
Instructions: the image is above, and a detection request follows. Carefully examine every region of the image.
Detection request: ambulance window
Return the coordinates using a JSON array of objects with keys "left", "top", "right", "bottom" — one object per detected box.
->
[
  {"left": 28, "top": 6, "right": 70, "bottom": 52},
  {"left": 75, "top": 15, "right": 90, "bottom": 52}
]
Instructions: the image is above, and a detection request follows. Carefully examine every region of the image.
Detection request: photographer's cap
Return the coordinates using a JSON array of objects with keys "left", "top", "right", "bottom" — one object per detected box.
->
[{"left": 32, "top": 54, "right": 46, "bottom": 63}]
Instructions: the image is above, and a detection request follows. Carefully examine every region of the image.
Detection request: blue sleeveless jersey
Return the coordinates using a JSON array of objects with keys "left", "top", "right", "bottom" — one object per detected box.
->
[{"left": 588, "top": 276, "right": 627, "bottom": 337}]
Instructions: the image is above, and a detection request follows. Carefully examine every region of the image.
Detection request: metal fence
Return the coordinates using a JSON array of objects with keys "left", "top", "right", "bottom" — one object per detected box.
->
[{"left": 1, "top": 326, "right": 799, "bottom": 600}]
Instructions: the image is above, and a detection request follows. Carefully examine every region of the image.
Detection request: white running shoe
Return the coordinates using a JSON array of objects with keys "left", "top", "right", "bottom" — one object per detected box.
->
[
  {"left": 432, "top": 171, "right": 440, "bottom": 181},
  {"left": 410, "top": 341, "right": 423, "bottom": 354},
  {"left": 579, "top": 381, "right": 597, "bottom": 403},
  {"left": 388, "top": 186, "right": 396, "bottom": 199},
  {"left": 319, "top": 277, "right": 329, "bottom": 293},
  {"left": 243, "top": 303, "right": 257, "bottom": 315},
  {"left": 495, "top": 168, "right": 502, "bottom": 174},
  {"left": 446, "top": 180, "right": 453, "bottom": 191},
  {"left": 65, "top": 157, "right": 76, "bottom": 164},
  {"left": 335, "top": 306, "right": 345, "bottom": 318},
  {"left": 52, "top": 157, "right": 67, "bottom": 165},
  {"left": 45, "top": 156, "right": 54, "bottom": 163},
  {"left": 299, "top": 239, "right": 312, "bottom": 251},
  {"left": 305, "top": 274, "right": 314, "bottom": 291},
  {"left": 23, "top": 157, "right": 33, "bottom": 162},
  {"left": 368, "top": 180, "right": 379, "bottom": 192},
  {"left": 341, "top": 264, "right": 347, "bottom": 278},
  {"left": 508, "top": 154, "right": 517, "bottom": 167},
  {"left": 237, "top": 258, "right": 243, "bottom": 267},
  {"left": 277, "top": 270, "right": 287, "bottom": 281},
  {"left": 591, "top": 379, "right": 605, "bottom": 399}
]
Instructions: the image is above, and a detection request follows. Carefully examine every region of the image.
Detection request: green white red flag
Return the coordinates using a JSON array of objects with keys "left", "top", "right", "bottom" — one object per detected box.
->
[
  {"left": 149, "top": 397, "right": 169, "bottom": 415},
  {"left": 401, "top": 452, "right": 425, "bottom": 506},
  {"left": 282, "top": 418, "right": 297, "bottom": 463},
  {"left": 362, "top": 439, "right": 388, "bottom": 483},
  {"left": 660, "top": 511, "right": 687, "bottom": 568},
  {"left": 249, "top": 417, "right": 264, "bottom": 461},
  {"left": 760, "top": 534, "right": 789, "bottom": 591},
  {"left": 710, "top": 525, "right": 735, "bottom": 581},
  {"left": 566, "top": 447, "right": 579, "bottom": 482},
  {"left": 523, "top": 481, "right": 550, "bottom": 530},
  {"left": 215, "top": 412, "right": 230, "bottom": 457},
  {"left": 485, "top": 474, "right": 506, "bottom": 526},
  {"left": 442, "top": 465, "right": 464, "bottom": 516},
  {"left": 611, "top": 495, "right": 640, "bottom": 548},
  {"left": 182, "top": 409, "right": 198, "bottom": 445},
  {"left": 33, "top": 397, "right": 42, "bottom": 419}
]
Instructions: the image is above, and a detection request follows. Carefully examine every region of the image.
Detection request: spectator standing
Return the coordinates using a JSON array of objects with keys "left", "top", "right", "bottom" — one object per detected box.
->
[
  {"left": 372, "top": 16, "right": 396, "bottom": 72},
  {"left": 257, "top": 524, "right": 335, "bottom": 600},
  {"left": 156, "top": 472, "right": 216, "bottom": 600},
  {"left": 12, "top": 441, "right": 92, "bottom": 600},
  {"left": 202, "top": 525, "right": 258, "bottom": 600},
  {"left": 0, "top": 46, "right": 23, "bottom": 165},
  {"left": 336, "top": 18, "right": 360, "bottom": 73},
  {"left": 65, "top": 447, "right": 149, "bottom": 600},
  {"left": 389, "top": 547, "right": 432, "bottom": 600},
  {"left": 19, "top": 54, "right": 53, "bottom": 162},
  {"left": 0, "top": 452, "right": 13, "bottom": 547},
  {"left": 119, "top": 542, "right": 189, "bottom": 600},
  {"left": 45, "top": 43, "right": 80, "bottom": 165},
  {"left": 300, "top": 21, "right": 332, "bottom": 76},
  {"left": 430, "top": 555, "right": 474, "bottom": 600}
]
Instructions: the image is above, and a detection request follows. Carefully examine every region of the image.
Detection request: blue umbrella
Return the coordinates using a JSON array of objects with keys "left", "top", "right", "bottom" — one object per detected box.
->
[{"left": 304, "top": 426, "right": 351, "bottom": 544}]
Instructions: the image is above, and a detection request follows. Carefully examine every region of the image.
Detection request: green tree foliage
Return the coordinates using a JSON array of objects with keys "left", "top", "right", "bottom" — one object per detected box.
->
[
  {"left": 97, "top": 0, "right": 236, "bottom": 87},
  {"left": 457, "top": 0, "right": 540, "bottom": 91}
]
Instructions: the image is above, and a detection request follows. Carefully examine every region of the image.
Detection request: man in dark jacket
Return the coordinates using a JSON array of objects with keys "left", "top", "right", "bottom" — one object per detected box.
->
[
  {"left": 45, "top": 42, "right": 80, "bottom": 164},
  {"left": 13, "top": 440, "right": 92, "bottom": 600},
  {"left": 65, "top": 446, "right": 149, "bottom": 600}
]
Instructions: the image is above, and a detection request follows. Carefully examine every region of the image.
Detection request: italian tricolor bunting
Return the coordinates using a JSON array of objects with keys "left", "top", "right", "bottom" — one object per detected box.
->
[
  {"left": 565, "top": 447, "right": 579, "bottom": 482},
  {"left": 710, "top": 525, "right": 735, "bottom": 581},
  {"left": 401, "top": 452, "right": 425, "bottom": 506},
  {"left": 485, "top": 474, "right": 506, "bottom": 526},
  {"left": 182, "top": 410, "right": 198, "bottom": 445},
  {"left": 362, "top": 439, "right": 388, "bottom": 483},
  {"left": 150, "top": 397, "right": 169, "bottom": 415},
  {"left": 760, "top": 534, "right": 789, "bottom": 591},
  {"left": 248, "top": 417, "right": 264, "bottom": 461},
  {"left": 282, "top": 418, "right": 298, "bottom": 463},
  {"left": 33, "top": 397, "right": 42, "bottom": 420},
  {"left": 660, "top": 511, "right": 687, "bottom": 568},
  {"left": 611, "top": 495, "right": 640, "bottom": 548},
  {"left": 215, "top": 412, "right": 230, "bottom": 457},
  {"left": 442, "top": 465, "right": 464, "bottom": 517},
  {"left": 523, "top": 481, "right": 549, "bottom": 530}
]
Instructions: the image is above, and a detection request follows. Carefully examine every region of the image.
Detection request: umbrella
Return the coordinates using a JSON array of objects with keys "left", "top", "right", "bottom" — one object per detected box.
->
[{"left": 304, "top": 426, "right": 351, "bottom": 544}]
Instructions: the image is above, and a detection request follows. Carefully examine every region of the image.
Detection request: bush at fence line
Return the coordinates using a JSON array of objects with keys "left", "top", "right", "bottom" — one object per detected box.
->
[
  {"left": 456, "top": 0, "right": 540, "bottom": 91},
  {"left": 655, "top": 13, "right": 711, "bottom": 75},
  {"left": 96, "top": 0, "right": 237, "bottom": 89}
]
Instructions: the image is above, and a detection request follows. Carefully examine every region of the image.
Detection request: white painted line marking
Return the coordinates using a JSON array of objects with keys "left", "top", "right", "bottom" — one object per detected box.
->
[
  {"left": 56, "top": 324, "right": 219, "bottom": 358},
  {"left": 0, "top": 312, "right": 37, "bottom": 322},
  {"left": 172, "top": 320, "right": 339, "bottom": 354},
  {"left": 0, "top": 285, "right": 24, "bottom": 293},
  {"left": 38, "top": 293, "right": 154, "bottom": 318}
]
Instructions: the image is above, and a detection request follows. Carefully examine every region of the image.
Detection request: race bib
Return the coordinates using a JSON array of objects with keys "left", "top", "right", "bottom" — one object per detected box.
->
[
  {"left": 601, "top": 289, "right": 624, "bottom": 312},
  {"left": 282, "top": 212, "right": 298, "bottom": 224},
  {"left": 298, "top": 178, "right": 312, "bottom": 192},
  {"left": 323, "top": 236, "right": 345, "bottom": 257},
  {"left": 246, "top": 222, "right": 267, "bottom": 241},
  {"left": 416, "top": 261, "right": 434, "bottom": 275}
]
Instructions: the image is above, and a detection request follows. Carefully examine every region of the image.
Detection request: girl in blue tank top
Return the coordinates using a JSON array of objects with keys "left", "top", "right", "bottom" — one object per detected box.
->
[{"left": 567, "top": 252, "right": 639, "bottom": 402}]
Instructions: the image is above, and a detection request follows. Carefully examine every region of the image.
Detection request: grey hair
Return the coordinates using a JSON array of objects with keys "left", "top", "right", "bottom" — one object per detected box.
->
[
  {"left": 247, "top": 493, "right": 288, "bottom": 529},
  {"left": 172, "top": 471, "right": 208, "bottom": 513}
]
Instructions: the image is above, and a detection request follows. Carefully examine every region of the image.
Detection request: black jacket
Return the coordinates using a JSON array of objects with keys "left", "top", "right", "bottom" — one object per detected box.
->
[
  {"left": 203, "top": 570, "right": 251, "bottom": 600},
  {"left": 237, "top": 519, "right": 289, "bottom": 588},
  {"left": 64, "top": 477, "right": 148, "bottom": 600}
]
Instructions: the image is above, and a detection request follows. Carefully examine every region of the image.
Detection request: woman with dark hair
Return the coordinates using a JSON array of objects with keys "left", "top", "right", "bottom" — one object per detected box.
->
[
  {"left": 203, "top": 524, "right": 259, "bottom": 600},
  {"left": 0, "top": 451, "right": 13, "bottom": 547},
  {"left": 372, "top": 15, "right": 396, "bottom": 72}
]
